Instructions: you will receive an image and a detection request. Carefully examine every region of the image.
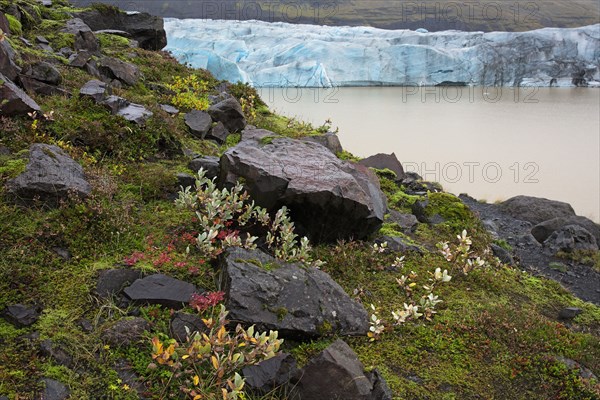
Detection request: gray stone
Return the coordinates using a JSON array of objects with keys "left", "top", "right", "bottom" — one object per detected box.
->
[
  {"left": 543, "top": 225, "right": 598, "bottom": 253},
  {"left": 116, "top": 103, "right": 153, "bottom": 125},
  {"left": 124, "top": 274, "right": 200, "bottom": 309},
  {"left": 170, "top": 312, "right": 208, "bottom": 343},
  {"left": 68, "top": 51, "right": 92, "bottom": 68},
  {"left": 500, "top": 195, "right": 576, "bottom": 225},
  {"left": 387, "top": 210, "right": 419, "bottom": 232},
  {"left": 38, "top": 378, "right": 69, "bottom": 400},
  {"left": 159, "top": 104, "right": 179, "bottom": 114},
  {"left": 242, "top": 354, "right": 298, "bottom": 395},
  {"left": 103, "top": 317, "right": 150, "bottom": 347},
  {"left": 62, "top": 18, "right": 91, "bottom": 34},
  {"left": 98, "top": 57, "right": 139, "bottom": 86},
  {"left": 37, "top": 0, "right": 52, "bottom": 6},
  {"left": 51, "top": 247, "right": 72, "bottom": 261},
  {"left": 532, "top": 216, "right": 600, "bottom": 245},
  {"left": 176, "top": 173, "right": 196, "bottom": 189},
  {"left": 302, "top": 132, "right": 343, "bottom": 155},
  {"left": 0, "top": 73, "right": 41, "bottom": 116},
  {"left": 558, "top": 307, "right": 582, "bottom": 320},
  {"left": 99, "top": 95, "right": 129, "bottom": 114},
  {"left": 79, "top": 79, "right": 107, "bottom": 102},
  {"left": 208, "top": 97, "right": 247, "bottom": 132},
  {"left": 58, "top": 47, "right": 74, "bottom": 58},
  {"left": 2, "top": 304, "right": 40, "bottom": 327},
  {"left": 221, "top": 248, "right": 369, "bottom": 338},
  {"left": 359, "top": 153, "right": 405, "bottom": 181},
  {"left": 40, "top": 340, "right": 73, "bottom": 368},
  {"left": 220, "top": 131, "right": 386, "bottom": 242},
  {"left": 94, "top": 29, "right": 131, "bottom": 37},
  {"left": 375, "top": 235, "right": 422, "bottom": 254},
  {"left": 412, "top": 198, "right": 446, "bottom": 225},
  {"left": 74, "top": 30, "right": 99, "bottom": 53},
  {"left": 19, "top": 76, "right": 69, "bottom": 97},
  {"left": 7, "top": 144, "right": 91, "bottom": 206},
  {"left": 25, "top": 62, "right": 62, "bottom": 85},
  {"left": 36, "top": 36, "right": 49, "bottom": 45},
  {"left": 188, "top": 156, "right": 220, "bottom": 180},
  {"left": 0, "top": 12, "right": 10, "bottom": 35},
  {"left": 491, "top": 244, "right": 515, "bottom": 265},
  {"left": 206, "top": 121, "right": 230, "bottom": 143},
  {"left": 0, "top": 40, "right": 20, "bottom": 81},
  {"left": 96, "top": 269, "right": 143, "bottom": 299},
  {"left": 293, "top": 339, "right": 390, "bottom": 400},
  {"left": 184, "top": 110, "right": 212, "bottom": 138}
]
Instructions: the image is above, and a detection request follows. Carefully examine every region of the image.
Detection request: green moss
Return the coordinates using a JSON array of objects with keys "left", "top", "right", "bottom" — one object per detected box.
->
[
  {"left": 97, "top": 32, "right": 130, "bottom": 50},
  {"left": 275, "top": 307, "right": 288, "bottom": 321},
  {"left": 336, "top": 150, "right": 360, "bottom": 162},
  {"left": 0, "top": 157, "right": 27, "bottom": 179},
  {"left": 259, "top": 135, "right": 280, "bottom": 145},
  {"left": 6, "top": 14, "right": 23, "bottom": 36},
  {"left": 493, "top": 239, "right": 512, "bottom": 252}
]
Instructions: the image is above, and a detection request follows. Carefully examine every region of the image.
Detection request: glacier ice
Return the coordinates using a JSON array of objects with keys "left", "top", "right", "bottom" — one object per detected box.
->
[{"left": 164, "top": 19, "right": 600, "bottom": 87}]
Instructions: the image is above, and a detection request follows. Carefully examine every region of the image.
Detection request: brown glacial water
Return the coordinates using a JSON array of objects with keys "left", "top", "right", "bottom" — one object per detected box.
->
[{"left": 264, "top": 87, "right": 600, "bottom": 222}]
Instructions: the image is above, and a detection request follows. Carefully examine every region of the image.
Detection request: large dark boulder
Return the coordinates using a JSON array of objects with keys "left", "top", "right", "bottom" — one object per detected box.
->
[
  {"left": 220, "top": 129, "right": 386, "bottom": 242},
  {"left": 76, "top": 9, "right": 167, "bottom": 50},
  {"left": 543, "top": 225, "right": 598, "bottom": 253},
  {"left": 292, "top": 339, "right": 392, "bottom": 400},
  {"left": 7, "top": 144, "right": 91, "bottom": 206},
  {"left": 0, "top": 73, "right": 41, "bottom": 116},
  {"left": 98, "top": 57, "right": 139, "bottom": 86},
  {"left": 532, "top": 216, "right": 600, "bottom": 245},
  {"left": 123, "top": 274, "right": 200, "bottom": 309},
  {"left": 242, "top": 354, "right": 299, "bottom": 395},
  {"left": 184, "top": 110, "right": 212, "bottom": 138},
  {"left": 500, "top": 195, "right": 576, "bottom": 225},
  {"left": 220, "top": 248, "right": 369, "bottom": 338},
  {"left": 359, "top": 152, "right": 405, "bottom": 181},
  {"left": 208, "top": 97, "right": 246, "bottom": 133},
  {"left": 0, "top": 40, "right": 20, "bottom": 81},
  {"left": 189, "top": 155, "right": 220, "bottom": 180}
]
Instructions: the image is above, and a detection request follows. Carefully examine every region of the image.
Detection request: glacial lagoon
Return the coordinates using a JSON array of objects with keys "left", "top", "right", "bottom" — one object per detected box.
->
[{"left": 265, "top": 86, "right": 600, "bottom": 222}]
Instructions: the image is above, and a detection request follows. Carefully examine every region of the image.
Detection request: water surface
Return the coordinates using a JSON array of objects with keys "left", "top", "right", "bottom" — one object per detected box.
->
[{"left": 264, "top": 87, "right": 600, "bottom": 222}]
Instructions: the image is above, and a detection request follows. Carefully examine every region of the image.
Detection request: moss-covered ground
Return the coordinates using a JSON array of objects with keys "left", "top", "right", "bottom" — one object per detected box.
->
[{"left": 0, "top": 1, "right": 599, "bottom": 399}]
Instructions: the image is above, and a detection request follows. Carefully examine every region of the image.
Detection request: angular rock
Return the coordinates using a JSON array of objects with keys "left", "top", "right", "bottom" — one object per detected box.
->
[
  {"left": 370, "top": 369, "right": 394, "bottom": 400},
  {"left": 220, "top": 131, "right": 386, "bottom": 242},
  {"left": 176, "top": 173, "right": 196, "bottom": 190},
  {"left": 25, "top": 61, "right": 62, "bottom": 85},
  {"left": 2, "top": 304, "right": 40, "bottom": 327},
  {"left": 543, "top": 225, "right": 598, "bottom": 253},
  {"left": 77, "top": 9, "right": 167, "bottom": 50},
  {"left": 184, "top": 110, "right": 212, "bottom": 138},
  {"left": 68, "top": 51, "right": 92, "bottom": 68},
  {"left": 359, "top": 153, "right": 405, "bottom": 181},
  {"left": 118, "top": 103, "right": 153, "bottom": 125},
  {"left": 206, "top": 121, "right": 230, "bottom": 143},
  {"left": 74, "top": 30, "right": 99, "bottom": 53},
  {"left": 188, "top": 156, "right": 220, "bottom": 180},
  {"left": 38, "top": 378, "right": 69, "bottom": 400},
  {"left": 124, "top": 274, "right": 200, "bottom": 309},
  {"left": 500, "top": 195, "right": 576, "bottom": 225},
  {"left": 79, "top": 79, "right": 107, "bottom": 102},
  {"left": 302, "top": 132, "right": 343, "bottom": 155},
  {"left": 221, "top": 248, "right": 369, "bottom": 338},
  {"left": 242, "top": 354, "right": 298, "bottom": 395},
  {"left": 62, "top": 18, "right": 91, "bottom": 34},
  {"left": 160, "top": 104, "right": 179, "bottom": 114},
  {"left": 7, "top": 144, "right": 91, "bottom": 206},
  {"left": 37, "top": 0, "right": 52, "bottom": 6},
  {"left": 96, "top": 269, "right": 143, "bottom": 299},
  {"left": 94, "top": 29, "right": 131, "bottom": 38},
  {"left": 558, "top": 307, "right": 582, "bottom": 320},
  {"left": 36, "top": 36, "right": 53, "bottom": 52},
  {"left": 0, "top": 40, "right": 20, "bottom": 81},
  {"left": 532, "top": 216, "right": 600, "bottom": 245},
  {"left": 40, "top": 339, "right": 73, "bottom": 368},
  {"left": 51, "top": 247, "right": 72, "bottom": 261},
  {"left": 0, "top": 73, "right": 41, "bottom": 116},
  {"left": 99, "top": 95, "right": 129, "bottom": 114},
  {"left": 170, "top": 312, "right": 208, "bottom": 343},
  {"left": 103, "top": 317, "right": 150, "bottom": 347},
  {"left": 208, "top": 97, "right": 246, "bottom": 133},
  {"left": 375, "top": 235, "right": 422, "bottom": 254},
  {"left": 98, "top": 57, "right": 139, "bottom": 86},
  {"left": 491, "top": 244, "right": 515, "bottom": 266},
  {"left": 412, "top": 199, "right": 445, "bottom": 225},
  {"left": 293, "top": 339, "right": 391, "bottom": 400},
  {"left": 387, "top": 210, "right": 418, "bottom": 232},
  {"left": 19, "top": 76, "right": 69, "bottom": 97},
  {"left": 0, "top": 12, "right": 10, "bottom": 35}
]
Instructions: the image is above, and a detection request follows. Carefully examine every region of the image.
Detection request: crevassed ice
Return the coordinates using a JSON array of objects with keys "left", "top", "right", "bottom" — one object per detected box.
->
[{"left": 164, "top": 18, "right": 600, "bottom": 88}]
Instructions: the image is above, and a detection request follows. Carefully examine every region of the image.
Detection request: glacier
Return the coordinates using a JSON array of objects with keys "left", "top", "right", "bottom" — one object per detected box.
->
[{"left": 164, "top": 19, "right": 600, "bottom": 88}]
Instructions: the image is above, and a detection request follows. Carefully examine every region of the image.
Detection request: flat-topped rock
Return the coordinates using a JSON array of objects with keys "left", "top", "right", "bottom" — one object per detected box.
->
[
  {"left": 500, "top": 195, "right": 576, "bottom": 225},
  {"left": 124, "top": 274, "right": 200, "bottom": 309}
]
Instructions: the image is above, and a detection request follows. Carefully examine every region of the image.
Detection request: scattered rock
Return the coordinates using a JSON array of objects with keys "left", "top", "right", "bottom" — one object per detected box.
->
[
  {"left": 208, "top": 97, "right": 247, "bottom": 132},
  {"left": 184, "top": 110, "right": 213, "bottom": 138},
  {"left": 103, "top": 317, "right": 150, "bottom": 347},
  {"left": 206, "top": 121, "right": 230, "bottom": 143},
  {"left": 359, "top": 152, "right": 405, "bottom": 181},
  {"left": 96, "top": 269, "right": 143, "bottom": 299},
  {"left": 369, "top": 368, "right": 394, "bottom": 400},
  {"left": 302, "top": 132, "right": 343, "bottom": 155},
  {"left": 532, "top": 216, "right": 600, "bottom": 245},
  {"left": 114, "top": 358, "right": 145, "bottom": 394},
  {"left": 24, "top": 62, "right": 62, "bottom": 85},
  {"left": 554, "top": 356, "right": 597, "bottom": 381},
  {"left": 51, "top": 247, "right": 72, "bottom": 261},
  {"left": 159, "top": 104, "right": 179, "bottom": 114},
  {"left": 58, "top": 47, "right": 74, "bottom": 58},
  {"left": 38, "top": 378, "right": 69, "bottom": 400},
  {"left": 0, "top": 72, "right": 41, "bottom": 116},
  {"left": 188, "top": 156, "right": 220, "bottom": 180},
  {"left": 220, "top": 131, "right": 386, "bottom": 241},
  {"left": 375, "top": 235, "right": 422, "bottom": 254},
  {"left": 62, "top": 18, "right": 91, "bottom": 34},
  {"left": 7, "top": 144, "right": 91, "bottom": 206},
  {"left": 124, "top": 274, "right": 200, "bottom": 309},
  {"left": 558, "top": 307, "right": 582, "bottom": 320},
  {"left": 0, "top": 12, "right": 10, "bottom": 35},
  {"left": 543, "top": 225, "right": 598, "bottom": 253},
  {"left": 116, "top": 103, "right": 153, "bottom": 125},
  {"left": 36, "top": 0, "right": 52, "bottom": 6},
  {"left": 77, "top": 9, "right": 167, "bottom": 50},
  {"left": 412, "top": 199, "right": 445, "bottom": 225},
  {"left": 19, "top": 76, "right": 69, "bottom": 97},
  {"left": 99, "top": 95, "right": 129, "bottom": 114},
  {"left": 292, "top": 339, "right": 391, "bottom": 400},
  {"left": 242, "top": 354, "right": 298, "bottom": 395},
  {"left": 98, "top": 57, "right": 140, "bottom": 86},
  {"left": 387, "top": 210, "right": 419, "bottom": 232},
  {"left": 94, "top": 29, "right": 131, "bottom": 37},
  {"left": 79, "top": 79, "right": 107, "bottom": 102},
  {"left": 500, "top": 195, "right": 576, "bottom": 225},
  {"left": 1, "top": 304, "right": 40, "bottom": 327},
  {"left": 208, "top": 91, "right": 233, "bottom": 105},
  {"left": 68, "top": 51, "right": 92, "bottom": 68},
  {"left": 74, "top": 30, "right": 99, "bottom": 53},
  {"left": 40, "top": 339, "right": 73, "bottom": 368},
  {"left": 77, "top": 318, "right": 94, "bottom": 333},
  {"left": 176, "top": 173, "right": 196, "bottom": 190},
  {"left": 221, "top": 248, "right": 369, "bottom": 338},
  {"left": 491, "top": 244, "right": 515, "bottom": 265},
  {"left": 36, "top": 36, "right": 53, "bottom": 52},
  {"left": 170, "top": 312, "right": 208, "bottom": 343},
  {"left": 0, "top": 40, "right": 21, "bottom": 81}
]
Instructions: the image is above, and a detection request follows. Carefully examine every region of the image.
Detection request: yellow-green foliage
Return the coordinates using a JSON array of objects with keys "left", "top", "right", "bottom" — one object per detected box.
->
[
  {"left": 6, "top": 14, "right": 22, "bottom": 36},
  {"left": 166, "top": 75, "right": 210, "bottom": 111}
]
